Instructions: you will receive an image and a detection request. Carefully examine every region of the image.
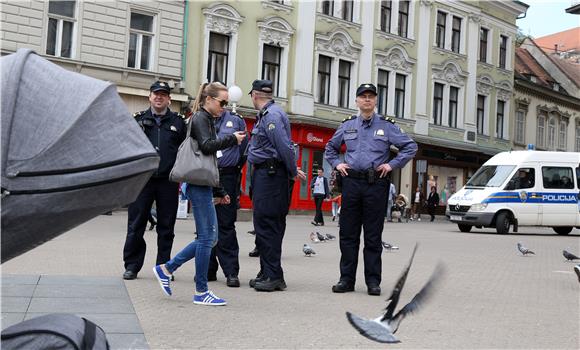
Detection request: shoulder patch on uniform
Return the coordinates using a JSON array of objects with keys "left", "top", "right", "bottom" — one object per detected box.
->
[
  {"left": 233, "top": 112, "right": 244, "bottom": 119},
  {"left": 177, "top": 113, "right": 185, "bottom": 119},
  {"left": 342, "top": 115, "right": 357, "bottom": 123},
  {"left": 380, "top": 115, "right": 396, "bottom": 124},
  {"left": 133, "top": 111, "right": 145, "bottom": 118}
]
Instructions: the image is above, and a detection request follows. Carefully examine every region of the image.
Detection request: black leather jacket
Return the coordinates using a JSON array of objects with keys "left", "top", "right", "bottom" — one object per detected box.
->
[{"left": 190, "top": 108, "right": 237, "bottom": 154}]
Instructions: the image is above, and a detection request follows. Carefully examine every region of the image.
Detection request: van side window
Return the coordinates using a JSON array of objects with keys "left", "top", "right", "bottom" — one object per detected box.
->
[
  {"left": 542, "top": 167, "right": 574, "bottom": 189},
  {"left": 576, "top": 167, "right": 580, "bottom": 189},
  {"left": 506, "top": 168, "right": 534, "bottom": 190}
]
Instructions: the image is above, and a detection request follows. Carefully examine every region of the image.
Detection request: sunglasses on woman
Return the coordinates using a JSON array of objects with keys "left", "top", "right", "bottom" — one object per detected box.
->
[{"left": 212, "top": 97, "right": 229, "bottom": 107}]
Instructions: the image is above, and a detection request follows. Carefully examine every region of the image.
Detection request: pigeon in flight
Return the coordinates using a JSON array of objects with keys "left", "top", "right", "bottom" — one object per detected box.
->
[
  {"left": 303, "top": 244, "right": 316, "bottom": 257},
  {"left": 310, "top": 232, "right": 320, "bottom": 243},
  {"left": 517, "top": 242, "right": 535, "bottom": 256},
  {"left": 325, "top": 233, "right": 336, "bottom": 241},
  {"left": 346, "top": 244, "right": 445, "bottom": 343},
  {"left": 563, "top": 250, "right": 579, "bottom": 261},
  {"left": 316, "top": 232, "right": 327, "bottom": 242},
  {"left": 382, "top": 241, "right": 399, "bottom": 251}
]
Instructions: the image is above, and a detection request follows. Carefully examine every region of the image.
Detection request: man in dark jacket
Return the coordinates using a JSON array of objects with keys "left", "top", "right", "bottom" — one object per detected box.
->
[
  {"left": 122, "top": 81, "right": 186, "bottom": 280},
  {"left": 427, "top": 186, "right": 439, "bottom": 222},
  {"left": 310, "top": 169, "right": 329, "bottom": 226}
]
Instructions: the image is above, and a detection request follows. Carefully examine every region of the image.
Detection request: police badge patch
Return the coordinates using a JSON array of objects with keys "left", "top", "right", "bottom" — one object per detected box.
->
[
  {"left": 268, "top": 123, "right": 276, "bottom": 130},
  {"left": 226, "top": 121, "right": 234, "bottom": 128}
]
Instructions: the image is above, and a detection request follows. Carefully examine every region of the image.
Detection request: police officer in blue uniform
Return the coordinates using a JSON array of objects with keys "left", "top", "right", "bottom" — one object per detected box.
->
[
  {"left": 325, "top": 83, "right": 417, "bottom": 295},
  {"left": 122, "top": 81, "right": 186, "bottom": 280},
  {"left": 207, "top": 109, "right": 248, "bottom": 287},
  {"left": 247, "top": 80, "right": 306, "bottom": 292}
]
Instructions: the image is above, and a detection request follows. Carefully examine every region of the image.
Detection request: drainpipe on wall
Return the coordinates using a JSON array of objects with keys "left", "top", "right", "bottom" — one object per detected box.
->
[{"left": 180, "top": 0, "right": 189, "bottom": 91}]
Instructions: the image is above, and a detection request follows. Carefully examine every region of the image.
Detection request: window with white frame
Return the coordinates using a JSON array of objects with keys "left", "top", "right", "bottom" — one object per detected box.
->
[
  {"left": 499, "top": 35, "right": 507, "bottom": 69},
  {"left": 207, "top": 32, "right": 229, "bottom": 83},
  {"left": 436, "top": 11, "right": 446, "bottom": 49},
  {"left": 128, "top": 12, "right": 155, "bottom": 70},
  {"left": 496, "top": 100, "right": 505, "bottom": 139},
  {"left": 262, "top": 44, "right": 281, "bottom": 96},
  {"left": 47, "top": 0, "right": 76, "bottom": 58},
  {"left": 515, "top": 110, "right": 525, "bottom": 144},
  {"left": 338, "top": 60, "right": 351, "bottom": 108},
  {"left": 537, "top": 114, "right": 546, "bottom": 148},
  {"left": 575, "top": 123, "right": 580, "bottom": 152},
  {"left": 394, "top": 73, "right": 406, "bottom": 118},
  {"left": 477, "top": 95, "right": 485, "bottom": 134},
  {"left": 451, "top": 16, "right": 461, "bottom": 54},
  {"left": 433, "top": 83, "right": 444, "bottom": 125},
  {"left": 398, "top": 1, "right": 410, "bottom": 38},
  {"left": 377, "top": 69, "right": 389, "bottom": 115},
  {"left": 558, "top": 119, "right": 567, "bottom": 150},
  {"left": 448, "top": 86, "right": 458, "bottom": 128},
  {"left": 321, "top": 0, "right": 334, "bottom": 15},
  {"left": 317, "top": 55, "right": 332, "bottom": 104},
  {"left": 547, "top": 115, "right": 556, "bottom": 150},
  {"left": 380, "top": 1, "right": 392, "bottom": 32},
  {"left": 342, "top": 0, "right": 354, "bottom": 22},
  {"left": 479, "top": 27, "right": 488, "bottom": 62}
]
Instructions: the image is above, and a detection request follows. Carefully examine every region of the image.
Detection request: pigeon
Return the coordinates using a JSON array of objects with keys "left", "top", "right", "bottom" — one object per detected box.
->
[
  {"left": 309, "top": 232, "right": 320, "bottom": 243},
  {"left": 517, "top": 242, "right": 535, "bottom": 256},
  {"left": 325, "top": 233, "right": 336, "bottom": 241},
  {"left": 303, "top": 244, "right": 316, "bottom": 257},
  {"left": 316, "top": 232, "right": 327, "bottom": 242},
  {"left": 346, "top": 244, "right": 445, "bottom": 343},
  {"left": 382, "top": 241, "right": 399, "bottom": 251},
  {"left": 563, "top": 250, "right": 579, "bottom": 261}
]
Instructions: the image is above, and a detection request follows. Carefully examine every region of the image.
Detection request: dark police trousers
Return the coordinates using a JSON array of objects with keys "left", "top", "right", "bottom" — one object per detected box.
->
[
  {"left": 208, "top": 171, "right": 240, "bottom": 278},
  {"left": 252, "top": 166, "right": 290, "bottom": 280},
  {"left": 123, "top": 178, "right": 178, "bottom": 273},
  {"left": 339, "top": 175, "right": 388, "bottom": 286}
]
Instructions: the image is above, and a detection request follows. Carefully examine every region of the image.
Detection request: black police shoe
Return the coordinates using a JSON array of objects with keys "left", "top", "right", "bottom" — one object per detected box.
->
[
  {"left": 249, "top": 247, "right": 260, "bottom": 257},
  {"left": 254, "top": 278, "right": 286, "bottom": 292},
  {"left": 332, "top": 280, "right": 354, "bottom": 293},
  {"left": 123, "top": 270, "right": 137, "bottom": 280},
  {"left": 249, "top": 271, "right": 264, "bottom": 288},
  {"left": 226, "top": 275, "right": 240, "bottom": 288},
  {"left": 367, "top": 284, "right": 381, "bottom": 296}
]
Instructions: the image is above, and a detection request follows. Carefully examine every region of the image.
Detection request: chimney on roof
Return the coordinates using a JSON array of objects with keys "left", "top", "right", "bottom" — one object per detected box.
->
[{"left": 554, "top": 44, "right": 558, "bottom": 54}]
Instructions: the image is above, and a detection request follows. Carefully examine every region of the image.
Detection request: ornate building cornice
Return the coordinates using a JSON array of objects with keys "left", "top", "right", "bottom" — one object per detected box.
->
[
  {"left": 257, "top": 16, "right": 294, "bottom": 47},
  {"left": 315, "top": 29, "right": 362, "bottom": 60},
  {"left": 202, "top": 3, "right": 244, "bottom": 35},
  {"left": 375, "top": 45, "right": 415, "bottom": 74},
  {"left": 432, "top": 60, "right": 468, "bottom": 86}
]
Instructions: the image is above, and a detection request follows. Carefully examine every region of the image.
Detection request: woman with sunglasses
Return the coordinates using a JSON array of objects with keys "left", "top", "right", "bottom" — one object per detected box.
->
[{"left": 153, "top": 82, "right": 246, "bottom": 306}]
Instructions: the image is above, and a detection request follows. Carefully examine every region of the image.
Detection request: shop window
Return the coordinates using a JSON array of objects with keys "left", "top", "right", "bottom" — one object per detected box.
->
[
  {"left": 542, "top": 167, "right": 574, "bottom": 189},
  {"left": 262, "top": 44, "right": 281, "bottom": 96},
  {"left": 300, "top": 148, "right": 310, "bottom": 200},
  {"left": 394, "top": 73, "right": 406, "bottom": 118},
  {"left": 317, "top": 55, "right": 332, "bottom": 104},
  {"left": 377, "top": 69, "right": 389, "bottom": 115},
  {"left": 479, "top": 27, "right": 488, "bottom": 62},
  {"left": 448, "top": 86, "right": 458, "bottom": 128},
  {"left": 433, "top": 83, "right": 443, "bottom": 125},
  {"left": 207, "top": 32, "right": 229, "bottom": 83},
  {"left": 47, "top": 0, "right": 76, "bottom": 58},
  {"left": 427, "top": 165, "right": 464, "bottom": 206},
  {"left": 477, "top": 95, "right": 485, "bottom": 134},
  {"left": 380, "top": 0, "right": 392, "bottom": 32}
]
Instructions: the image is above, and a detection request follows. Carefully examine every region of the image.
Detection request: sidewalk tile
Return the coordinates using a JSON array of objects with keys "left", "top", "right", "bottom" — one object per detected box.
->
[
  {"left": 28, "top": 297, "right": 135, "bottom": 314},
  {"left": 1, "top": 313, "right": 26, "bottom": 329},
  {"left": 33, "top": 284, "right": 128, "bottom": 298},
  {"left": 38, "top": 275, "right": 124, "bottom": 286},
  {"left": 1, "top": 297, "right": 31, "bottom": 313},
  {"left": 106, "top": 334, "right": 149, "bottom": 350},
  {"left": 2, "top": 284, "right": 36, "bottom": 297},
  {"left": 1, "top": 275, "right": 40, "bottom": 285}
]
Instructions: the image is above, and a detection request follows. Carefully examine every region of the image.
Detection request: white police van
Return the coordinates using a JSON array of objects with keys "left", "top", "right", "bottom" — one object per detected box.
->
[{"left": 446, "top": 150, "right": 580, "bottom": 235}]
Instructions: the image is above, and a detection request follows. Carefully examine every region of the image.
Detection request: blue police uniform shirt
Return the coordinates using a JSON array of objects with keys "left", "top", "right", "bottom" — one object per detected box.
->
[
  {"left": 247, "top": 100, "right": 298, "bottom": 177},
  {"left": 214, "top": 110, "right": 247, "bottom": 168},
  {"left": 324, "top": 113, "right": 417, "bottom": 172}
]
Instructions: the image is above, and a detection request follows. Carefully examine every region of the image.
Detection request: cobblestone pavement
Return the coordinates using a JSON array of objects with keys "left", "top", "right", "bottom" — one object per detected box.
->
[{"left": 2, "top": 212, "right": 579, "bottom": 349}]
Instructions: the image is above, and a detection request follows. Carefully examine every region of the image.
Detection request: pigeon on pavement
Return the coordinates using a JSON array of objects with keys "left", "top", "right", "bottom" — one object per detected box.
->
[
  {"left": 325, "top": 233, "right": 336, "bottom": 241},
  {"left": 316, "top": 232, "right": 327, "bottom": 242},
  {"left": 517, "top": 242, "right": 535, "bottom": 256},
  {"left": 310, "top": 232, "right": 320, "bottom": 243},
  {"left": 346, "top": 244, "right": 445, "bottom": 343},
  {"left": 382, "top": 241, "right": 399, "bottom": 251},
  {"left": 563, "top": 250, "right": 579, "bottom": 261},
  {"left": 303, "top": 244, "right": 316, "bottom": 257}
]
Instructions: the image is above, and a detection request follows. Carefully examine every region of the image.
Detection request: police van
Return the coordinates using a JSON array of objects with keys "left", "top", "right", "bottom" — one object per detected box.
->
[{"left": 446, "top": 150, "right": 580, "bottom": 235}]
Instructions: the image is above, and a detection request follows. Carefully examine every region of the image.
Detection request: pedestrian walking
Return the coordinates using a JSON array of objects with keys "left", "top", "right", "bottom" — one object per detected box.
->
[
  {"left": 122, "top": 81, "right": 186, "bottom": 280},
  {"left": 324, "top": 83, "right": 417, "bottom": 296},
  {"left": 386, "top": 182, "right": 396, "bottom": 221},
  {"left": 207, "top": 109, "right": 248, "bottom": 288},
  {"left": 310, "top": 169, "right": 330, "bottom": 226},
  {"left": 411, "top": 187, "right": 424, "bottom": 221},
  {"left": 427, "top": 186, "right": 439, "bottom": 222},
  {"left": 246, "top": 79, "right": 306, "bottom": 292},
  {"left": 153, "top": 82, "right": 246, "bottom": 306}
]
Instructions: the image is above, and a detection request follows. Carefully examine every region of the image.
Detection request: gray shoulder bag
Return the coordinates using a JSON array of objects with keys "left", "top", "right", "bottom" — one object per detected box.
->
[{"left": 169, "top": 113, "right": 219, "bottom": 187}]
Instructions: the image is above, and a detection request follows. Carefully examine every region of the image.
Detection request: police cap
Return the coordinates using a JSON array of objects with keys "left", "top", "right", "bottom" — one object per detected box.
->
[
  {"left": 356, "top": 83, "right": 377, "bottom": 97},
  {"left": 150, "top": 81, "right": 171, "bottom": 94},
  {"left": 249, "top": 79, "right": 273, "bottom": 95}
]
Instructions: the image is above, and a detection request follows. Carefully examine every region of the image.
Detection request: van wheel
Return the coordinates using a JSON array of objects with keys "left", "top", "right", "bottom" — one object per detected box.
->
[
  {"left": 458, "top": 224, "right": 472, "bottom": 233},
  {"left": 553, "top": 227, "right": 573, "bottom": 235},
  {"left": 495, "top": 212, "right": 511, "bottom": 234}
]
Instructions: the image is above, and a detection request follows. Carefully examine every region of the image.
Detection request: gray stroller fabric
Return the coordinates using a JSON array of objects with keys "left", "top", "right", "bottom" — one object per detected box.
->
[{"left": 1, "top": 49, "right": 159, "bottom": 262}]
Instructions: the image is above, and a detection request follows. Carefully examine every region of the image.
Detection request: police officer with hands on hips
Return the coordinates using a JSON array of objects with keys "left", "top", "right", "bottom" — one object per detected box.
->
[
  {"left": 207, "top": 109, "right": 248, "bottom": 288},
  {"left": 122, "top": 81, "right": 187, "bottom": 280},
  {"left": 247, "top": 79, "right": 306, "bottom": 292},
  {"left": 324, "top": 83, "right": 417, "bottom": 296}
]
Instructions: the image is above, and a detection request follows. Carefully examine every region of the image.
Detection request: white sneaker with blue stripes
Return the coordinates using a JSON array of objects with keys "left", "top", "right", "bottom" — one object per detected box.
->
[{"left": 193, "top": 290, "right": 227, "bottom": 306}]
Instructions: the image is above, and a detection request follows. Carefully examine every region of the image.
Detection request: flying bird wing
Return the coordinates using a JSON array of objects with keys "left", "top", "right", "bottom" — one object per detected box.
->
[
  {"left": 381, "top": 244, "right": 418, "bottom": 322},
  {"left": 345, "top": 312, "right": 400, "bottom": 343}
]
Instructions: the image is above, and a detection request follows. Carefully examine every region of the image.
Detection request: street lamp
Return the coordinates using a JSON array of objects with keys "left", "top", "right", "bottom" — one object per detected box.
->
[{"left": 228, "top": 85, "right": 242, "bottom": 114}]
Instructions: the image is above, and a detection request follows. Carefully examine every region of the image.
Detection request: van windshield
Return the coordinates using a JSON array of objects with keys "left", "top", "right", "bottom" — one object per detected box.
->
[{"left": 466, "top": 165, "right": 515, "bottom": 187}]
